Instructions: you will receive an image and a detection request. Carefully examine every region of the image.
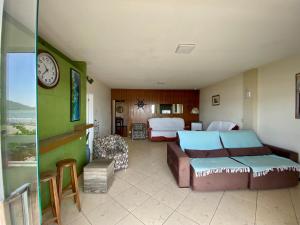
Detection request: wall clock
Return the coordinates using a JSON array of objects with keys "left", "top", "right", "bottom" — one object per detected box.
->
[{"left": 38, "top": 51, "right": 60, "bottom": 88}]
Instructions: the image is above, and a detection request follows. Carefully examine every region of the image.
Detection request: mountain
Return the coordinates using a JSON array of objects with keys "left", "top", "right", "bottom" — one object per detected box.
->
[{"left": 7, "top": 100, "right": 34, "bottom": 110}]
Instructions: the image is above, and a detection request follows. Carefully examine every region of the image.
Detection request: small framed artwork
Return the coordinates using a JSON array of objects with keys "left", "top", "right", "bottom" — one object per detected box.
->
[
  {"left": 212, "top": 95, "right": 220, "bottom": 106},
  {"left": 296, "top": 74, "right": 300, "bottom": 119},
  {"left": 70, "top": 69, "right": 80, "bottom": 122}
]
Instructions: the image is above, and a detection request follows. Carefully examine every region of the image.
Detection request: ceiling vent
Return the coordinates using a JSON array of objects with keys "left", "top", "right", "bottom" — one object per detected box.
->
[{"left": 175, "top": 44, "right": 196, "bottom": 54}]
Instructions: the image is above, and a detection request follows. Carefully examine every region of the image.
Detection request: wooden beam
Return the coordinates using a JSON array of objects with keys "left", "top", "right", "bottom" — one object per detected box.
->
[
  {"left": 39, "top": 124, "right": 93, "bottom": 154},
  {"left": 74, "top": 123, "right": 93, "bottom": 131}
]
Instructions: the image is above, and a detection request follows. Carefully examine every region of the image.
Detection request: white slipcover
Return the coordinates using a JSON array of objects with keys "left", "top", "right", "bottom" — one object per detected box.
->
[
  {"left": 148, "top": 118, "right": 185, "bottom": 138},
  {"left": 206, "top": 121, "right": 237, "bottom": 131}
]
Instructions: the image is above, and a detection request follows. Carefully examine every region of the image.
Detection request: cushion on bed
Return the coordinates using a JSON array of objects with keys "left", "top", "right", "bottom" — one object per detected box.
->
[
  {"left": 185, "top": 149, "right": 229, "bottom": 158},
  {"left": 232, "top": 155, "right": 300, "bottom": 177},
  {"left": 177, "top": 131, "right": 223, "bottom": 151},
  {"left": 228, "top": 146, "right": 272, "bottom": 157},
  {"left": 190, "top": 157, "right": 250, "bottom": 177},
  {"left": 220, "top": 130, "right": 263, "bottom": 148}
]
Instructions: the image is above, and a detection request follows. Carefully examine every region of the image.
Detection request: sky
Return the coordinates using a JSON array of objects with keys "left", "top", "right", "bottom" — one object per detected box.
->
[{"left": 6, "top": 53, "right": 36, "bottom": 108}]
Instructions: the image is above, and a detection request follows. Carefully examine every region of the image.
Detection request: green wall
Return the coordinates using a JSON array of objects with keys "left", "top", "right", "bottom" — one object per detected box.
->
[{"left": 38, "top": 39, "right": 87, "bottom": 208}]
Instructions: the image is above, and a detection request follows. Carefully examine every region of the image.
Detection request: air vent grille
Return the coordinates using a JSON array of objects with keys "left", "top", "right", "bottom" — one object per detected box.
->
[{"left": 175, "top": 44, "right": 196, "bottom": 54}]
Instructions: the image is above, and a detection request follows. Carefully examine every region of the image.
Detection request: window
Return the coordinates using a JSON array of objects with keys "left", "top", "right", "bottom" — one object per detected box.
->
[
  {"left": 151, "top": 104, "right": 155, "bottom": 114},
  {"left": 6, "top": 53, "right": 36, "bottom": 163},
  {"left": 160, "top": 104, "right": 172, "bottom": 114}
]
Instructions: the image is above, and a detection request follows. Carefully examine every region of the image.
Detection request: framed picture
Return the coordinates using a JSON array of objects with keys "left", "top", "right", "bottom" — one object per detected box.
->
[
  {"left": 116, "top": 105, "right": 124, "bottom": 113},
  {"left": 296, "top": 74, "right": 300, "bottom": 119},
  {"left": 212, "top": 95, "right": 220, "bottom": 106},
  {"left": 70, "top": 69, "right": 80, "bottom": 121}
]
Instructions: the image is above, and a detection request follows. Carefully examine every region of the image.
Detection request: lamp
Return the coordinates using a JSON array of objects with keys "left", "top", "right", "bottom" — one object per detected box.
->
[{"left": 190, "top": 107, "right": 199, "bottom": 114}]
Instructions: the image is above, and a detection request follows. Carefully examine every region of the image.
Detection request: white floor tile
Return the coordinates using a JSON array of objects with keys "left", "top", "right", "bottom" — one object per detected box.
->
[
  {"left": 258, "top": 189, "right": 295, "bottom": 214},
  {"left": 132, "top": 197, "right": 173, "bottom": 225},
  {"left": 290, "top": 187, "right": 300, "bottom": 222},
  {"left": 210, "top": 191, "right": 256, "bottom": 225},
  {"left": 113, "top": 186, "right": 150, "bottom": 211},
  {"left": 163, "top": 212, "right": 199, "bottom": 225},
  {"left": 108, "top": 177, "right": 132, "bottom": 197},
  {"left": 60, "top": 198, "right": 83, "bottom": 224},
  {"left": 51, "top": 139, "right": 300, "bottom": 225},
  {"left": 115, "top": 168, "right": 148, "bottom": 185},
  {"left": 134, "top": 176, "right": 166, "bottom": 196},
  {"left": 66, "top": 213, "right": 91, "bottom": 225},
  {"left": 81, "top": 191, "right": 112, "bottom": 213},
  {"left": 256, "top": 189, "right": 298, "bottom": 225},
  {"left": 256, "top": 205, "right": 298, "bottom": 225},
  {"left": 153, "top": 184, "right": 190, "bottom": 210},
  {"left": 116, "top": 214, "right": 145, "bottom": 225},
  {"left": 84, "top": 198, "right": 129, "bottom": 225},
  {"left": 177, "top": 191, "right": 223, "bottom": 225}
]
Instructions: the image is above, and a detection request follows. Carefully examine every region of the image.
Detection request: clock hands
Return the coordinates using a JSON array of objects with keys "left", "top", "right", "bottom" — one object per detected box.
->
[
  {"left": 42, "top": 62, "right": 49, "bottom": 75},
  {"left": 42, "top": 68, "right": 49, "bottom": 75}
]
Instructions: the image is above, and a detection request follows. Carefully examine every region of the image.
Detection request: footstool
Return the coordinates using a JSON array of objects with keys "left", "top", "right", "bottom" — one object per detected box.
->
[{"left": 83, "top": 159, "right": 115, "bottom": 193}]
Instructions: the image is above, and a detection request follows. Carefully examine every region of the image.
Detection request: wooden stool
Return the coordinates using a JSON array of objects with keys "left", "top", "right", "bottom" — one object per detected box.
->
[
  {"left": 56, "top": 159, "right": 81, "bottom": 211},
  {"left": 40, "top": 171, "right": 61, "bottom": 225}
]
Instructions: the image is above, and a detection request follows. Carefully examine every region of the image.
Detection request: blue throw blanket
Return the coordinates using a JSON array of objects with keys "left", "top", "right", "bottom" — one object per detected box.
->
[
  {"left": 177, "top": 131, "right": 223, "bottom": 151},
  {"left": 190, "top": 157, "right": 250, "bottom": 177},
  {"left": 220, "top": 130, "right": 263, "bottom": 148},
  {"left": 232, "top": 155, "right": 300, "bottom": 177}
]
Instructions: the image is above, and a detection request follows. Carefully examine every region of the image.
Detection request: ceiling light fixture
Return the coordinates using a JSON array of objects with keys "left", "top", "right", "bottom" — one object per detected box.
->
[
  {"left": 175, "top": 44, "right": 196, "bottom": 54},
  {"left": 157, "top": 81, "right": 165, "bottom": 85}
]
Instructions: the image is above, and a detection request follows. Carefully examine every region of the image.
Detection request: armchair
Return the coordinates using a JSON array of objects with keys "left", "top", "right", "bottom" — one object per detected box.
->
[
  {"left": 93, "top": 134, "right": 128, "bottom": 170},
  {"left": 131, "top": 123, "right": 147, "bottom": 140}
]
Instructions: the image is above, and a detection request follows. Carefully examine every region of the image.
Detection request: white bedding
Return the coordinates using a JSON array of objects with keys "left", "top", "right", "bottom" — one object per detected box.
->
[
  {"left": 206, "top": 121, "right": 236, "bottom": 131},
  {"left": 148, "top": 118, "right": 184, "bottom": 131},
  {"left": 148, "top": 118, "right": 185, "bottom": 139}
]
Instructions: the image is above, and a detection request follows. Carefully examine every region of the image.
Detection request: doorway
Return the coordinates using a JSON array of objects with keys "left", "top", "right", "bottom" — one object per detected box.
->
[
  {"left": 113, "top": 100, "right": 128, "bottom": 137},
  {"left": 86, "top": 93, "right": 94, "bottom": 162}
]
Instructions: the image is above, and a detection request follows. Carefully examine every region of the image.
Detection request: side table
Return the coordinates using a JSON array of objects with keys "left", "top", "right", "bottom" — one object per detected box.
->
[{"left": 83, "top": 159, "right": 114, "bottom": 193}]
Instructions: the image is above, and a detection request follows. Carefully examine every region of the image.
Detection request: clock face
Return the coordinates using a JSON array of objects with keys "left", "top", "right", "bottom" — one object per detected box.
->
[{"left": 38, "top": 52, "right": 59, "bottom": 88}]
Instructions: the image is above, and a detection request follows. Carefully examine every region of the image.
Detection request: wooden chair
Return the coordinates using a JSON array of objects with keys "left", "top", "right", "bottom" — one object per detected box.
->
[
  {"left": 40, "top": 171, "right": 61, "bottom": 225},
  {"left": 115, "top": 117, "right": 124, "bottom": 136},
  {"left": 56, "top": 159, "right": 81, "bottom": 211}
]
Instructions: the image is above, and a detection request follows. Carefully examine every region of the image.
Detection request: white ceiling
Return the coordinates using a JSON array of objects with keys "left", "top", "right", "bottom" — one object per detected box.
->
[
  {"left": 39, "top": 0, "right": 300, "bottom": 89},
  {"left": 5, "top": 0, "right": 37, "bottom": 33}
]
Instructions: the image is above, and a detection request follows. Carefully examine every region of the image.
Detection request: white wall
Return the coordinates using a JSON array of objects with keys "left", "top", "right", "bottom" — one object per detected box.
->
[
  {"left": 87, "top": 78, "right": 111, "bottom": 137},
  {"left": 200, "top": 55, "right": 300, "bottom": 158},
  {"left": 200, "top": 74, "right": 244, "bottom": 129},
  {"left": 257, "top": 55, "right": 300, "bottom": 156},
  {"left": 243, "top": 69, "right": 258, "bottom": 130}
]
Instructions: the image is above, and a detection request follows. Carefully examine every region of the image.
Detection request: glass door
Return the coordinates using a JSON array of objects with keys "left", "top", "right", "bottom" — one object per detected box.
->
[{"left": 0, "top": 0, "right": 40, "bottom": 224}]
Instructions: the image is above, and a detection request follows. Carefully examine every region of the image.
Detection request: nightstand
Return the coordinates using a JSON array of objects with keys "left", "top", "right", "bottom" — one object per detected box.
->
[{"left": 191, "top": 122, "right": 203, "bottom": 131}]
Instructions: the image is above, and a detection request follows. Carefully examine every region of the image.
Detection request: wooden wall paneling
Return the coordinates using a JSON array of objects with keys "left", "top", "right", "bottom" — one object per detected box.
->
[{"left": 111, "top": 89, "right": 200, "bottom": 136}]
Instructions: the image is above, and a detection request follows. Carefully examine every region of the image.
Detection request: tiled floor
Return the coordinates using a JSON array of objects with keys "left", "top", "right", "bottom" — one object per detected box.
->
[{"left": 47, "top": 140, "right": 300, "bottom": 225}]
